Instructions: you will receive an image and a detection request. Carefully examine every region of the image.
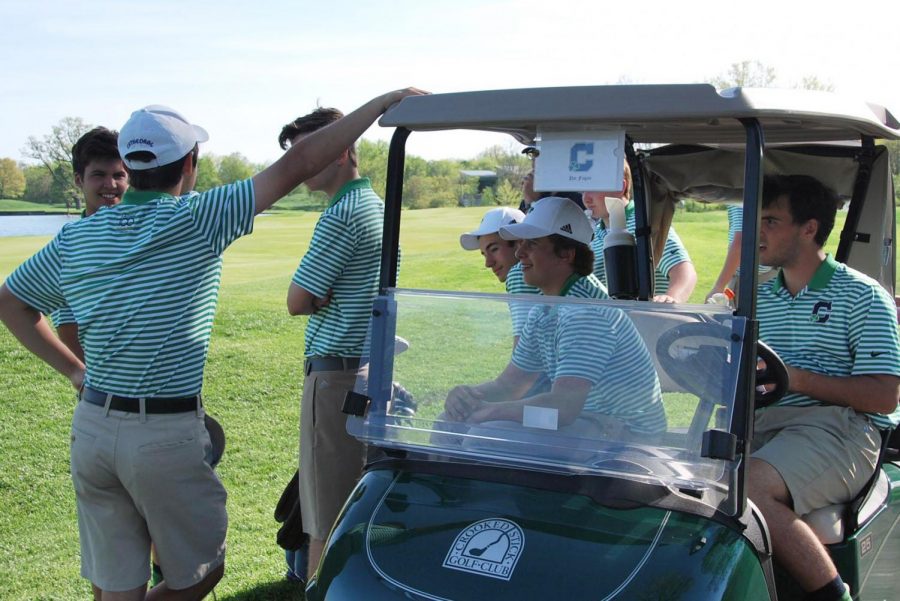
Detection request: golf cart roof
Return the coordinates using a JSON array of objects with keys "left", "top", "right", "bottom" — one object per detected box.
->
[{"left": 380, "top": 84, "right": 900, "bottom": 144}]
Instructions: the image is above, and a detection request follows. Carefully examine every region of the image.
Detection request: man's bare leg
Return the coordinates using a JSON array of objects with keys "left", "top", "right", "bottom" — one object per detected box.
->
[
  {"left": 145, "top": 562, "right": 224, "bottom": 601},
  {"left": 748, "top": 458, "right": 839, "bottom": 591},
  {"left": 308, "top": 538, "right": 326, "bottom": 579}
]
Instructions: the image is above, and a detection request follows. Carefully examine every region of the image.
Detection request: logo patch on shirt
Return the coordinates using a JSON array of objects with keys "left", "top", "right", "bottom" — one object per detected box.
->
[
  {"left": 443, "top": 519, "right": 524, "bottom": 581},
  {"left": 809, "top": 301, "right": 832, "bottom": 324}
]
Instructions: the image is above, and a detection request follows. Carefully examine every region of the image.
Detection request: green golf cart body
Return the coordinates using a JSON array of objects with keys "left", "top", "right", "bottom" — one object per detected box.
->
[{"left": 305, "top": 84, "right": 899, "bottom": 601}]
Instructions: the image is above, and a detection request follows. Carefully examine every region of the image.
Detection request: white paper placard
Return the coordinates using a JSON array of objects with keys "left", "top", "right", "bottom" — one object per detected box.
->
[
  {"left": 522, "top": 405, "right": 559, "bottom": 431},
  {"left": 534, "top": 129, "right": 625, "bottom": 192}
]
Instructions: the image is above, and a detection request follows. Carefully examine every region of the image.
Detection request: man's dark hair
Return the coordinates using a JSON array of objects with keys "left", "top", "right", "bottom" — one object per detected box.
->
[
  {"left": 124, "top": 145, "right": 199, "bottom": 191},
  {"left": 72, "top": 127, "right": 121, "bottom": 176},
  {"left": 549, "top": 234, "right": 594, "bottom": 276},
  {"left": 278, "top": 107, "right": 357, "bottom": 167},
  {"left": 762, "top": 175, "right": 839, "bottom": 247}
]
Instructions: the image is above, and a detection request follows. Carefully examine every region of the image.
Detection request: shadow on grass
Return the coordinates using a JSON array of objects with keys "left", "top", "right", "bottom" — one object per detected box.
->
[{"left": 216, "top": 578, "right": 306, "bottom": 600}]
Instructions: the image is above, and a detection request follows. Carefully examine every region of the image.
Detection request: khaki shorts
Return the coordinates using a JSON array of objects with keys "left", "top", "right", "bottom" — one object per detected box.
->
[
  {"left": 751, "top": 405, "right": 879, "bottom": 516},
  {"left": 70, "top": 401, "right": 227, "bottom": 591},
  {"left": 299, "top": 366, "right": 367, "bottom": 540}
]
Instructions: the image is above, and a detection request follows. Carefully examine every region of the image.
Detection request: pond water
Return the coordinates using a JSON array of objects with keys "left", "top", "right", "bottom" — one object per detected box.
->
[{"left": 0, "top": 214, "right": 80, "bottom": 237}]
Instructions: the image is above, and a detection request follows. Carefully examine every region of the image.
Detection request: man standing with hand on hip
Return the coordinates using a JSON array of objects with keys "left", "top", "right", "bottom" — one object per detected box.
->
[{"left": 0, "top": 87, "right": 425, "bottom": 600}]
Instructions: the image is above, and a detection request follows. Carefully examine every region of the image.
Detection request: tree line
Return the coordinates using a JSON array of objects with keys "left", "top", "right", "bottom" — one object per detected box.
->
[
  {"left": 3, "top": 62, "right": 899, "bottom": 208},
  {"left": 0, "top": 115, "right": 531, "bottom": 211}
]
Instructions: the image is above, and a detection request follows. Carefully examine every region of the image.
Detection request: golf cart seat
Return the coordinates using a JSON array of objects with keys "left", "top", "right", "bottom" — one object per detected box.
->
[{"left": 801, "top": 428, "right": 894, "bottom": 545}]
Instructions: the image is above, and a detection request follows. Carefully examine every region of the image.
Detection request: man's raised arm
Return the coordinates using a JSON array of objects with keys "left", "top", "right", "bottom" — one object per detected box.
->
[{"left": 252, "top": 87, "right": 427, "bottom": 214}]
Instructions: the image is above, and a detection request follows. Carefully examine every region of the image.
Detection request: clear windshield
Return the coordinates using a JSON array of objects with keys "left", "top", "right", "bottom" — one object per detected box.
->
[{"left": 349, "top": 289, "right": 746, "bottom": 511}]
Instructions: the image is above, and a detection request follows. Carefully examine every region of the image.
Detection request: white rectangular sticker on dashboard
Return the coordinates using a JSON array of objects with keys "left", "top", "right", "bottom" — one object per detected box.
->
[
  {"left": 523, "top": 406, "right": 559, "bottom": 430},
  {"left": 534, "top": 128, "right": 625, "bottom": 192}
]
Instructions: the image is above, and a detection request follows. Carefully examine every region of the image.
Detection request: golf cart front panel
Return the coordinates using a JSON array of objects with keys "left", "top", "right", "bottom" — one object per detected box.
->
[{"left": 309, "top": 466, "right": 771, "bottom": 601}]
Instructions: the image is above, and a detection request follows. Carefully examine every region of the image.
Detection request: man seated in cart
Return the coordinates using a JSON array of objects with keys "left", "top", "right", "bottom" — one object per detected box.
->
[
  {"left": 441, "top": 197, "right": 666, "bottom": 453},
  {"left": 750, "top": 175, "right": 900, "bottom": 601}
]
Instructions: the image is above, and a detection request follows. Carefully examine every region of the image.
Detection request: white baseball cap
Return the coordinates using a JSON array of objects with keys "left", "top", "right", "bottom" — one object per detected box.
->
[
  {"left": 119, "top": 105, "right": 209, "bottom": 170},
  {"left": 459, "top": 207, "right": 526, "bottom": 250},
  {"left": 499, "top": 196, "right": 594, "bottom": 245}
]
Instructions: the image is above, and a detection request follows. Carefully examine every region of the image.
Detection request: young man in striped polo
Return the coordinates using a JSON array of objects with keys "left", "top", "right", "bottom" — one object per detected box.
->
[
  {"left": 0, "top": 88, "right": 425, "bottom": 600},
  {"left": 749, "top": 175, "right": 900, "bottom": 601},
  {"left": 459, "top": 206, "right": 526, "bottom": 284},
  {"left": 52, "top": 127, "right": 128, "bottom": 359},
  {"left": 459, "top": 206, "right": 541, "bottom": 346},
  {"left": 582, "top": 161, "right": 697, "bottom": 303},
  {"left": 279, "top": 107, "right": 392, "bottom": 577},
  {"left": 443, "top": 197, "right": 665, "bottom": 445}
]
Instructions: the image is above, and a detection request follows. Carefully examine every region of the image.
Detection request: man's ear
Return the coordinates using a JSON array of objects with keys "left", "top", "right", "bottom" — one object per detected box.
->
[
  {"left": 73, "top": 172, "right": 85, "bottom": 191},
  {"left": 335, "top": 148, "right": 350, "bottom": 167},
  {"left": 181, "top": 154, "right": 195, "bottom": 177},
  {"left": 802, "top": 218, "right": 819, "bottom": 242}
]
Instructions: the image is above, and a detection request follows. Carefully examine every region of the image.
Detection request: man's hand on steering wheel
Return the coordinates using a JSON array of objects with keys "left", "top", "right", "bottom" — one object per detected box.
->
[{"left": 754, "top": 340, "right": 789, "bottom": 408}]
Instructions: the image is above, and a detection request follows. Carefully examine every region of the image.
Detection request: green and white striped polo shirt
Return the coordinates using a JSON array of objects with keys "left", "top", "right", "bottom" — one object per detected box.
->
[
  {"left": 757, "top": 255, "right": 900, "bottom": 429},
  {"left": 51, "top": 305, "right": 76, "bottom": 327},
  {"left": 50, "top": 209, "right": 90, "bottom": 327},
  {"left": 590, "top": 202, "right": 691, "bottom": 295},
  {"left": 564, "top": 272, "right": 609, "bottom": 300},
  {"left": 505, "top": 262, "right": 541, "bottom": 336},
  {"left": 293, "top": 178, "right": 383, "bottom": 358},
  {"left": 512, "top": 275, "right": 666, "bottom": 434},
  {"left": 5, "top": 181, "right": 256, "bottom": 396},
  {"left": 727, "top": 205, "right": 772, "bottom": 276},
  {"left": 505, "top": 266, "right": 608, "bottom": 335}
]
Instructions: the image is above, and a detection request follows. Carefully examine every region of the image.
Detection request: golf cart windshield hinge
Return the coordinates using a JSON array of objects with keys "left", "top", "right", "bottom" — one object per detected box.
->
[
  {"left": 342, "top": 391, "right": 370, "bottom": 417},
  {"left": 702, "top": 429, "right": 737, "bottom": 460}
]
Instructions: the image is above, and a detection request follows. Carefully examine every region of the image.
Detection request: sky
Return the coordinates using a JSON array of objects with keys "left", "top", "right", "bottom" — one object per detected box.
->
[{"left": 2, "top": 0, "right": 899, "bottom": 164}]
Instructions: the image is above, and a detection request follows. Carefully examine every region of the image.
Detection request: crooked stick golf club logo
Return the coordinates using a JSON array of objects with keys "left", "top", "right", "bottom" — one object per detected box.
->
[{"left": 443, "top": 519, "right": 524, "bottom": 581}]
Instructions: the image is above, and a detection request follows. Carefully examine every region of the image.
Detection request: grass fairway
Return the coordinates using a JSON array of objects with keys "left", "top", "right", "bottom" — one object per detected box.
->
[
  {"left": 0, "top": 199, "right": 70, "bottom": 213},
  {"left": 0, "top": 206, "right": 892, "bottom": 599}
]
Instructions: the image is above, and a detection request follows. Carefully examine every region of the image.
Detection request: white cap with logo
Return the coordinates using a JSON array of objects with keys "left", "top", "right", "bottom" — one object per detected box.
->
[
  {"left": 119, "top": 105, "right": 209, "bottom": 170},
  {"left": 459, "top": 207, "right": 526, "bottom": 250},
  {"left": 499, "top": 196, "right": 593, "bottom": 245}
]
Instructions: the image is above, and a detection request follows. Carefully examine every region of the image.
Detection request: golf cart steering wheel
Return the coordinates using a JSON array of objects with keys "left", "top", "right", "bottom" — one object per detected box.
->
[
  {"left": 754, "top": 339, "right": 788, "bottom": 408},
  {"left": 656, "top": 322, "right": 789, "bottom": 408}
]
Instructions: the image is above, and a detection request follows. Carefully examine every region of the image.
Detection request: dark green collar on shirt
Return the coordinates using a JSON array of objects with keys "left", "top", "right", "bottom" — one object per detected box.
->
[
  {"left": 328, "top": 178, "right": 372, "bottom": 208},
  {"left": 771, "top": 254, "right": 839, "bottom": 293},
  {"left": 559, "top": 273, "right": 582, "bottom": 297},
  {"left": 122, "top": 189, "right": 177, "bottom": 206}
]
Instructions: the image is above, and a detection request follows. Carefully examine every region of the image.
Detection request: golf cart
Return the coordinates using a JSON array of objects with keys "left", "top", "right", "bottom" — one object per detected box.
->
[{"left": 305, "top": 85, "right": 900, "bottom": 600}]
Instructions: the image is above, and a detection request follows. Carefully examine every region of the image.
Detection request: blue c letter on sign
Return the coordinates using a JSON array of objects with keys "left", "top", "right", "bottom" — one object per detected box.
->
[{"left": 569, "top": 143, "right": 594, "bottom": 172}]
